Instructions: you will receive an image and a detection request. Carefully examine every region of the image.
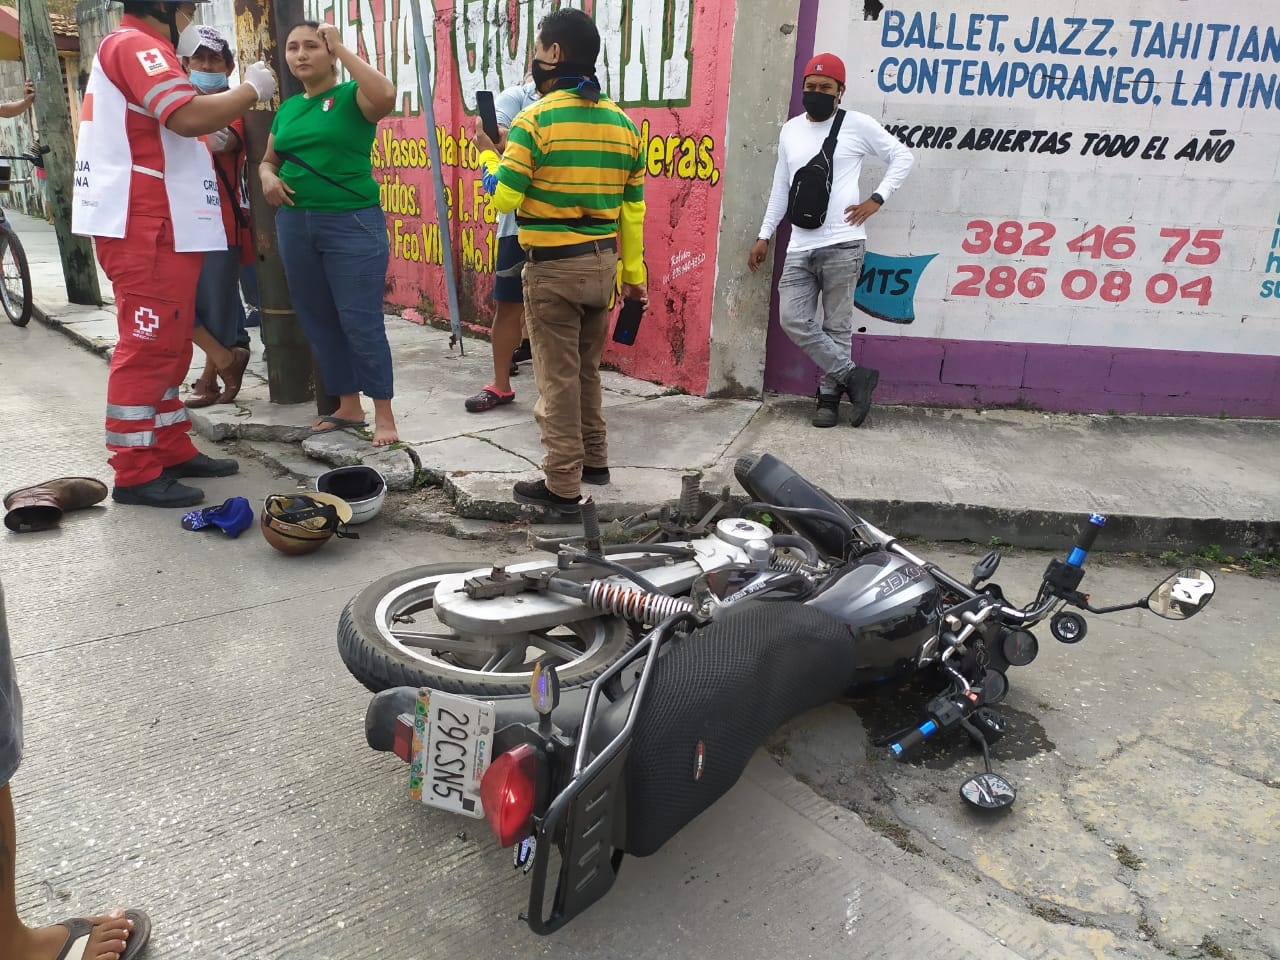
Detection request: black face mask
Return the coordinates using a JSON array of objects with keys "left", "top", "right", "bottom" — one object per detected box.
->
[
  {"left": 531, "top": 58, "right": 601, "bottom": 101},
  {"left": 530, "top": 59, "right": 560, "bottom": 88},
  {"left": 803, "top": 91, "right": 838, "bottom": 121}
]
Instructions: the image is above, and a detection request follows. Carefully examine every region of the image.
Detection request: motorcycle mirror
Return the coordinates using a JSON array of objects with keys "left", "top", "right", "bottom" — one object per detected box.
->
[
  {"left": 1146, "top": 566, "right": 1216, "bottom": 621},
  {"left": 530, "top": 661, "right": 560, "bottom": 720},
  {"left": 970, "top": 549, "right": 1001, "bottom": 587},
  {"left": 960, "top": 772, "right": 1016, "bottom": 811}
]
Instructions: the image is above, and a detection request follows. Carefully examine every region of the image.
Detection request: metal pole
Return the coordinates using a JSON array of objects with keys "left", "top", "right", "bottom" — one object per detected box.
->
[
  {"left": 407, "top": 0, "right": 464, "bottom": 352},
  {"left": 233, "top": 0, "right": 329, "bottom": 408},
  {"left": 17, "top": 0, "right": 102, "bottom": 306}
]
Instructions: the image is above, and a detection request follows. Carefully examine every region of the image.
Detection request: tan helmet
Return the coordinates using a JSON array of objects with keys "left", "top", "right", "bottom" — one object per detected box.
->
[{"left": 261, "top": 492, "right": 354, "bottom": 555}]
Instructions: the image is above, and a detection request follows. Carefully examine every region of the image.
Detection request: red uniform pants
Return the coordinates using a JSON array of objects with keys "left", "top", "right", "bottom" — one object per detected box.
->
[{"left": 95, "top": 216, "right": 204, "bottom": 487}]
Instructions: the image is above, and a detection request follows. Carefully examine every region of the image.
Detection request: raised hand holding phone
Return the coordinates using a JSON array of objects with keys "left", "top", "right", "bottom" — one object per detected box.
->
[{"left": 476, "top": 91, "right": 500, "bottom": 144}]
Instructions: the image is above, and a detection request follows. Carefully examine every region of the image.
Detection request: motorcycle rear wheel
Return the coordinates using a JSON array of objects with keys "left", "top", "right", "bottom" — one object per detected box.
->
[{"left": 338, "top": 563, "right": 639, "bottom": 695}]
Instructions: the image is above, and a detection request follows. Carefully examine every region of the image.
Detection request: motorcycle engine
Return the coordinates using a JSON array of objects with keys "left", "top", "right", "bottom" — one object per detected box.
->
[
  {"left": 806, "top": 551, "right": 942, "bottom": 688},
  {"left": 712, "top": 518, "right": 774, "bottom": 563}
]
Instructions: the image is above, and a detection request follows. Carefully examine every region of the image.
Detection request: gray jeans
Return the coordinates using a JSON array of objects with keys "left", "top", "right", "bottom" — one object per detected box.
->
[
  {"left": 0, "top": 582, "right": 22, "bottom": 785},
  {"left": 778, "top": 240, "right": 866, "bottom": 395}
]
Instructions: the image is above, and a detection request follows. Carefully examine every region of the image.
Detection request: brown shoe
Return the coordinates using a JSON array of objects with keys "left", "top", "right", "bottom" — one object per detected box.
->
[
  {"left": 185, "top": 376, "right": 221, "bottom": 409},
  {"left": 216, "top": 347, "right": 251, "bottom": 404},
  {"left": 4, "top": 477, "right": 109, "bottom": 532}
]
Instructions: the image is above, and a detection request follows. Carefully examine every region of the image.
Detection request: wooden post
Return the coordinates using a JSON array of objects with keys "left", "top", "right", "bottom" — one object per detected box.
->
[
  {"left": 17, "top": 0, "right": 101, "bottom": 305},
  {"left": 234, "top": 0, "right": 327, "bottom": 408}
]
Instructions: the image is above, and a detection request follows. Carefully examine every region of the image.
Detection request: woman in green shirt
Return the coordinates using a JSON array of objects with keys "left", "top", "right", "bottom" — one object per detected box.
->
[{"left": 260, "top": 21, "right": 399, "bottom": 445}]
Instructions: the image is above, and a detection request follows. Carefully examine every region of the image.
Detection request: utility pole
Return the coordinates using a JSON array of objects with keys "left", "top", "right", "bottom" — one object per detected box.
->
[
  {"left": 234, "top": 0, "right": 328, "bottom": 408},
  {"left": 18, "top": 0, "right": 101, "bottom": 305}
]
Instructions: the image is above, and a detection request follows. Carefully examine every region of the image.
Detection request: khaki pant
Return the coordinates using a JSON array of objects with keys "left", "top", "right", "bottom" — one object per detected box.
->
[{"left": 523, "top": 247, "right": 618, "bottom": 499}]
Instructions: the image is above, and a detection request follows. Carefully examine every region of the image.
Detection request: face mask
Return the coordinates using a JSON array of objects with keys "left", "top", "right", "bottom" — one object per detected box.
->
[
  {"left": 189, "top": 70, "right": 229, "bottom": 93},
  {"left": 803, "top": 90, "right": 837, "bottom": 121},
  {"left": 530, "top": 58, "right": 560, "bottom": 87}
]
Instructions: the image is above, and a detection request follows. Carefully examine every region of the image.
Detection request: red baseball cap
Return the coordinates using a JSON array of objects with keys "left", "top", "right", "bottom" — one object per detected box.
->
[{"left": 803, "top": 53, "right": 846, "bottom": 86}]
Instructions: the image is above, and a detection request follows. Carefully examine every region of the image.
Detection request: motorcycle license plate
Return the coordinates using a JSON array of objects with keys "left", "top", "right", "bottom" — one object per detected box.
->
[{"left": 410, "top": 689, "right": 496, "bottom": 819}]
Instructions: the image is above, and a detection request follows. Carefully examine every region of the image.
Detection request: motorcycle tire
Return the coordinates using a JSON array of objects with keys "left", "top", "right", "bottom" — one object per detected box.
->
[{"left": 337, "top": 563, "right": 640, "bottom": 696}]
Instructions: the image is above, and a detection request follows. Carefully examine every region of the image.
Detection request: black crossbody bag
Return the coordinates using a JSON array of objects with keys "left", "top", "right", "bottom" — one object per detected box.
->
[{"left": 785, "top": 109, "right": 845, "bottom": 230}]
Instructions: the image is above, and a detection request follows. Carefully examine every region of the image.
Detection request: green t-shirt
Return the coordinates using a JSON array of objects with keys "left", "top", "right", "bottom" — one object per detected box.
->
[{"left": 270, "top": 80, "right": 379, "bottom": 211}]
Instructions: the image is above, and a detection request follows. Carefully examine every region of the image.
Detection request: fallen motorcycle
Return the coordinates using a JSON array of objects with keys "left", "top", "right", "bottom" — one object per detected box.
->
[{"left": 343, "top": 452, "right": 1215, "bottom": 933}]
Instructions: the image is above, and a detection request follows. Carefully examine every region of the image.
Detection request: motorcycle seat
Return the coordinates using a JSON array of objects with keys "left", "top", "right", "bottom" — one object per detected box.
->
[{"left": 606, "top": 600, "right": 856, "bottom": 857}]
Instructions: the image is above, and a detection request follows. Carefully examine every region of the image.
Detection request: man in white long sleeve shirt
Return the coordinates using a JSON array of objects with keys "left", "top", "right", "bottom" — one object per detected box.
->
[{"left": 749, "top": 53, "right": 914, "bottom": 428}]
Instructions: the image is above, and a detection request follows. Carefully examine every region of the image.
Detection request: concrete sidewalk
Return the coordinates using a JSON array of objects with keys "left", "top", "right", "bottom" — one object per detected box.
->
[{"left": 13, "top": 210, "right": 1280, "bottom": 554}]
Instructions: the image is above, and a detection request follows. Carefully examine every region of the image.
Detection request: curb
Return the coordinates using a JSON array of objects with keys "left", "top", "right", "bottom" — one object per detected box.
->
[{"left": 27, "top": 297, "right": 1277, "bottom": 557}]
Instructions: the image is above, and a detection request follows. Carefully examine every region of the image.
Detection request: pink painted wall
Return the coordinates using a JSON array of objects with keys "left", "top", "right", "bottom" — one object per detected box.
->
[{"left": 323, "top": 0, "right": 735, "bottom": 395}]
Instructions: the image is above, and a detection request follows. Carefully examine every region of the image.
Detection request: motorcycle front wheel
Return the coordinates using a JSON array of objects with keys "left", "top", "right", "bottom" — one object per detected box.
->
[{"left": 337, "top": 563, "right": 639, "bottom": 695}]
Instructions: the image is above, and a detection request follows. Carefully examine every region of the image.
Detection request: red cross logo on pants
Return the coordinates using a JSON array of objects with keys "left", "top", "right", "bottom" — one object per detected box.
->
[{"left": 133, "top": 306, "right": 160, "bottom": 340}]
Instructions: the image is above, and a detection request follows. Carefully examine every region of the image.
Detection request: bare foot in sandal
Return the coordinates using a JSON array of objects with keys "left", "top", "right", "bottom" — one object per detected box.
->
[
  {"left": 16, "top": 908, "right": 150, "bottom": 960},
  {"left": 311, "top": 395, "right": 368, "bottom": 434},
  {"left": 371, "top": 399, "right": 399, "bottom": 447}
]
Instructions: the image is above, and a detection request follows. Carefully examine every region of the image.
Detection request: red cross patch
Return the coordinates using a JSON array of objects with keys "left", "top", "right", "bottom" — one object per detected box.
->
[{"left": 137, "top": 48, "right": 168, "bottom": 77}]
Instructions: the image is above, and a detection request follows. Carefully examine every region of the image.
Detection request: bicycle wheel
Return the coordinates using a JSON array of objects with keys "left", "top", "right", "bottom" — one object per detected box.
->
[{"left": 0, "top": 227, "right": 33, "bottom": 327}]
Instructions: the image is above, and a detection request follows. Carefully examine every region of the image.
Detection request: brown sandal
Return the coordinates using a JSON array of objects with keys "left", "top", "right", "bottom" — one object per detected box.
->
[
  {"left": 216, "top": 347, "right": 251, "bottom": 404},
  {"left": 185, "top": 376, "right": 221, "bottom": 409}
]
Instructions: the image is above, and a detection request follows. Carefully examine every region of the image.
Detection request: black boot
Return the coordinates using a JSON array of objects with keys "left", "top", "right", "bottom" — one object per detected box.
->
[
  {"left": 812, "top": 393, "right": 840, "bottom": 428},
  {"left": 112, "top": 474, "right": 204, "bottom": 508},
  {"left": 166, "top": 452, "right": 239, "bottom": 478},
  {"left": 841, "top": 366, "right": 880, "bottom": 427}
]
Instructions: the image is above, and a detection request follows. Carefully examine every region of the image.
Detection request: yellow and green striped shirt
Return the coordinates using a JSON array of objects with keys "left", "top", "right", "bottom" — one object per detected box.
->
[{"left": 479, "top": 89, "right": 646, "bottom": 284}]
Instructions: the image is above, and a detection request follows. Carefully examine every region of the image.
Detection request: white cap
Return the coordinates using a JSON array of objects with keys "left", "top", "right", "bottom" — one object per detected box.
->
[{"left": 177, "top": 23, "right": 231, "bottom": 59}]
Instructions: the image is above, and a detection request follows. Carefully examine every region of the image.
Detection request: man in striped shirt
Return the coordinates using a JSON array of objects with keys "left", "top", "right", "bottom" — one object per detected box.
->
[{"left": 475, "top": 8, "right": 646, "bottom": 514}]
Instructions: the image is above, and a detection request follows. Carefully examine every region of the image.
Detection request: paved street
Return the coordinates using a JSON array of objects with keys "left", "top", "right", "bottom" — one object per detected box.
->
[{"left": 2, "top": 320, "right": 1277, "bottom": 960}]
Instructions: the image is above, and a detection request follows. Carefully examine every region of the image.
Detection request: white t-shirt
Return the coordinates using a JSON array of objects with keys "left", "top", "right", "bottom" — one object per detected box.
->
[{"left": 759, "top": 108, "right": 914, "bottom": 254}]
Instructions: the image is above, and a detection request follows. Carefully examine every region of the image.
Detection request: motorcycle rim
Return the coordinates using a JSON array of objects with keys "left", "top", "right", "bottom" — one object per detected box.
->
[{"left": 337, "top": 563, "right": 638, "bottom": 695}]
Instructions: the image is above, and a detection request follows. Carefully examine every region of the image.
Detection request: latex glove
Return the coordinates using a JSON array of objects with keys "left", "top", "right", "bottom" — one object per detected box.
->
[
  {"left": 243, "top": 61, "right": 277, "bottom": 102},
  {"left": 208, "top": 128, "right": 230, "bottom": 151}
]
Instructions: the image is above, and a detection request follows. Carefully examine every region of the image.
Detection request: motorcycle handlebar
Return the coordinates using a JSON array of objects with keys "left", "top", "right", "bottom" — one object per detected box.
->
[{"left": 888, "top": 719, "right": 939, "bottom": 758}]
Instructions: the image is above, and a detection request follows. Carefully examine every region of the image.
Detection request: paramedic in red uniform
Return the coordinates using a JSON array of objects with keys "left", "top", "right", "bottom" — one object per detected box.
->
[{"left": 71, "top": 0, "right": 276, "bottom": 508}]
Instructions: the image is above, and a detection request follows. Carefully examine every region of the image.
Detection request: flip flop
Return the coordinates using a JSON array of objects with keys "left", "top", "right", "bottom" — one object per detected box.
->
[
  {"left": 54, "top": 909, "right": 152, "bottom": 960},
  {"left": 310, "top": 415, "right": 369, "bottom": 435}
]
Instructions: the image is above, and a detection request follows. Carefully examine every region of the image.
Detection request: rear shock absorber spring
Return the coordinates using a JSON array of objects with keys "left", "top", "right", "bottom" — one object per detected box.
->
[
  {"left": 586, "top": 581, "right": 695, "bottom": 623},
  {"left": 770, "top": 554, "right": 807, "bottom": 573}
]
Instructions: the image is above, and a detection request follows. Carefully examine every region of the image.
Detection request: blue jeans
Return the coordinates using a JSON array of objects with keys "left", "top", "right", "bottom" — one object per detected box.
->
[
  {"left": 194, "top": 246, "right": 248, "bottom": 350},
  {"left": 0, "top": 582, "right": 23, "bottom": 786},
  {"left": 778, "top": 240, "right": 866, "bottom": 396},
  {"left": 275, "top": 206, "right": 393, "bottom": 399}
]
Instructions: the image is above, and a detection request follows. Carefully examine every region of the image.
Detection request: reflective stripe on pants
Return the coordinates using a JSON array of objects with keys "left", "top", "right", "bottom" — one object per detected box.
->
[{"left": 95, "top": 216, "right": 204, "bottom": 487}]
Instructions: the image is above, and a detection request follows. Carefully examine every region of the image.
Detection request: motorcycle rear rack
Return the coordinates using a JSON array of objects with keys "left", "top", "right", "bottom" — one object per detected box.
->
[{"left": 524, "top": 611, "right": 697, "bottom": 934}]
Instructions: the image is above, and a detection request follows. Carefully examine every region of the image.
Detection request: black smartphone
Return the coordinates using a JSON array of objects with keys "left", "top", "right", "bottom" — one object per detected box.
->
[
  {"left": 612, "top": 298, "right": 645, "bottom": 346},
  {"left": 476, "top": 90, "right": 500, "bottom": 143}
]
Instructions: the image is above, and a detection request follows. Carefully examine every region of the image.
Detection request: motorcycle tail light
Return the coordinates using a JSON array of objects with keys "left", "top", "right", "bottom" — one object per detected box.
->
[
  {"left": 480, "top": 743, "right": 539, "bottom": 847},
  {"left": 392, "top": 713, "right": 415, "bottom": 763}
]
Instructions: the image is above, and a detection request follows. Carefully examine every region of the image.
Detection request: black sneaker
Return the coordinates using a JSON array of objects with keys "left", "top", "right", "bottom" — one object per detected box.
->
[
  {"left": 166, "top": 452, "right": 239, "bottom": 478},
  {"left": 841, "top": 366, "right": 880, "bottom": 428},
  {"left": 582, "top": 465, "right": 611, "bottom": 485},
  {"left": 113, "top": 474, "right": 204, "bottom": 508},
  {"left": 513, "top": 479, "right": 581, "bottom": 514},
  {"left": 812, "top": 393, "right": 840, "bottom": 428},
  {"left": 511, "top": 339, "right": 533, "bottom": 365}
]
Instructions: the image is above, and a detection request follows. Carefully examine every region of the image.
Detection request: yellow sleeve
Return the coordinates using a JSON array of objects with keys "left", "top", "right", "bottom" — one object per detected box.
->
[
  {"left": 478, "top": 149, "right": 525, "bottom": 215},
  {"left": 618, "top": 199, "right": 646, "bottom": 285}
]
